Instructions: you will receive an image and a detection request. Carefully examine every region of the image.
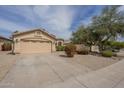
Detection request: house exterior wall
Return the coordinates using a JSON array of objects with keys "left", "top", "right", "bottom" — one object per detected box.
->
[
  {"left": 63, "top": 40, "right": 71, "bottom": 46},
  {"left": 13, "top": 30, "right": 56, "bottom": 53},
  {"left": 56, "top": 40, "right": 64, "bottom": 46}
]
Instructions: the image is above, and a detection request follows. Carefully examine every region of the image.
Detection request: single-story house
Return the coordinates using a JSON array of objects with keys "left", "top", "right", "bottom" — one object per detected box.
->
[
  {"left": 0, "top": 36, "right": 12, "bottom": 51},
  {"left": 12, "top": 29, "right": 57, "bottom": 54},
  {"left": 63, "top": 40, "right": 71, "bottom": 46},
  {"left": 56, "top": 38, "right": 64, "bottom": 46}
]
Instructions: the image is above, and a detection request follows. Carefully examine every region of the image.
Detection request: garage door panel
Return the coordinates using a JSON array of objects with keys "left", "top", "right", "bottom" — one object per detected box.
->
[{"left": 20, "top": 41, "right": 51, "bottom": 53}]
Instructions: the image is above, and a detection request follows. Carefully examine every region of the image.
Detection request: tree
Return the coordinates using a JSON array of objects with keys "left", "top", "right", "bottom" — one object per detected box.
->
[
  {"left": 71, "top": 6, "right": 124, "bottom": 52},
  {"left": 71, "top": 26, "right": 95, "bottom": 51},
  {"left": 91, "top": 6, "right": 124, "bottom": 51},
  {"left": 71, "top": 25, "right": 86, "bottom": 44}
]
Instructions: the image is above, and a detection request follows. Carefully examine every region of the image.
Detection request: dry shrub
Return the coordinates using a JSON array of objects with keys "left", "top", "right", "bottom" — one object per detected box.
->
[{"left": 65, "top": 43, "right": 76, "bottom": 57}]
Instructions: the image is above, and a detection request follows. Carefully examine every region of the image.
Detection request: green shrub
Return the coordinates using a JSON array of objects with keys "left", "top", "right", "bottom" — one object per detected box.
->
[
  {"left": 65, "top": 44, "right": 76, "bottom": 57},
  {"left": 56, "top": 46, "right": 65, "bottom": 51},
  {"left": 110, "top": 41, "right": 124, "bottom": 49},
  {"left": 102, "top": 50, "right": 113, "bottom": 57}
]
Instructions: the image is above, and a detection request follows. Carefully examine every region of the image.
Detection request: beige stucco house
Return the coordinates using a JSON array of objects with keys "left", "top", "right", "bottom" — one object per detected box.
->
[
  {"left": 56, "top": 38, "right": 64, "bottom": 46},
  {"left": 12, "top": 29, "right": 57, "bottom": 54},
  {"left": 63, "top": 40, "right": 71, "bottom": 46}
]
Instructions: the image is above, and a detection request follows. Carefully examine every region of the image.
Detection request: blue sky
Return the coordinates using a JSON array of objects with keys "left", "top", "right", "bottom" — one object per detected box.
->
[{"left": 0, "top": 5, "right": 118, "bottom": 40}]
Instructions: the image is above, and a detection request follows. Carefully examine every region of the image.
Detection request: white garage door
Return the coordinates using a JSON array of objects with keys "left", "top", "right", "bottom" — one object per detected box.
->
[{"left": 20, "top": 41, "right": 51, "bottom": 53}]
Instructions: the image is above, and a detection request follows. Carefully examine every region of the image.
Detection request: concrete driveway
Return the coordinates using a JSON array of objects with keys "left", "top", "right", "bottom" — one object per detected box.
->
[
  {"left": 0, "top": 53, "right": 91, "bottom": 87},
  {"left": 0, "top": 52, "right": 123, "bottom": 88}
]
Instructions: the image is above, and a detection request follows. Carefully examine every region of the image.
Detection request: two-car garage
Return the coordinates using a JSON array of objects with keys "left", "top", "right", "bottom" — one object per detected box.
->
[{"left": 19, "top": 40, "right": 52, "bottom": 53}]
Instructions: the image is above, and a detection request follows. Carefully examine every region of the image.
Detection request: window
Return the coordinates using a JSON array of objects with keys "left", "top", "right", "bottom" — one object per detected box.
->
[
  {"left": 37, "top": 31, "right": 41, "bottom": 35},
  {"left": 35, "top": 31, "right": 42, "bottom": 37}
]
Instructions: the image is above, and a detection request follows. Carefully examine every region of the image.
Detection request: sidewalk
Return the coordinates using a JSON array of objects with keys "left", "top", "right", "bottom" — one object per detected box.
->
[
  {"left": 45, "top": 59, "right": 124, "bottom": 88},
  {"left": 74, "top": 59, "right": 124, "bottom": 88}
]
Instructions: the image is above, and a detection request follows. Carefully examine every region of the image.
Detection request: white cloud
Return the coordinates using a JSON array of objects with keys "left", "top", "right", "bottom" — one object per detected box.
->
[
  {"left": 33, "top": 6, "right": 75, "bottom": 39},
  {"left": 0, "top": 6, "right": 76, "bottom": 39},
  {"left": 0, "top": 18, "right": 32, "bottom": 32},
  {"left": 81, "top": 18, "right": 92, "bottom": 27},
  {"left": 2, "top": 6, "right": 36, "bottom": 22},
  {"left": 33, "top": 6, "right": 50, "bottom": 18}
]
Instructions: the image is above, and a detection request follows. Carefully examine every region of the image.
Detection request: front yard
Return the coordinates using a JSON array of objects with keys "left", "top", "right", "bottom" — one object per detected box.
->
[
  {"left": 0, "top": 51, "right": 19, "bottom": 81},
  {"left": 0, "top": 51, "right": 123, "bottom": 87},
  {"left": 54, "top": 52, "right": 121, "bottom": 70}
]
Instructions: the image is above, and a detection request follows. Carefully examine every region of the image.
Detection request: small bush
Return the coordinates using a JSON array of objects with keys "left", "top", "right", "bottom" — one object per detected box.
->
[
  {"left": 2, "top": 43, "right": 12, "bottom": 51},
  {"left": 56, "top": 46, "right": 65, "bottom": 51},
  {"left": 109, "top": 41, "right": 124, "bottom": 49},
  {"left": 65, "top": 44, "right": 76, "bottom": 57},
  {"left": 102, "top": 50, "right": 113, "bottom": 57}
]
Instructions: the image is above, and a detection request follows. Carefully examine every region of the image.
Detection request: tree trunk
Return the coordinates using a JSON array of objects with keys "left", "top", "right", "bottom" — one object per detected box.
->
[
  {"left": 98, "top": 44, "right": 104, "bottom": 52},
  {"left": 89, "top": 46, "right": 92, "bottom": 52}
]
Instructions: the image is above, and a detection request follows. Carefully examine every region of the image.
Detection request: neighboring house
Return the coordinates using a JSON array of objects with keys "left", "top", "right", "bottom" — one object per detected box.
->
[
  {"left": 56, "top": 38, "right": 64, "bottom": 46},
  {"left": 0, "top": 36, "right": 12, "bottom": 51},
  {"left": 12, "top": 29, "right": 57, "bottom": 53},
  {"left": 63, "top": 40, "right": 71, "bottom": 46}
]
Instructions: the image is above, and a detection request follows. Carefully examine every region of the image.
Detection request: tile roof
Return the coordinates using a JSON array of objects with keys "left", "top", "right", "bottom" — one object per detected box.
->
[{"left": 12, "top": 28, "right": 56, "bottom": 40}]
